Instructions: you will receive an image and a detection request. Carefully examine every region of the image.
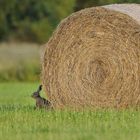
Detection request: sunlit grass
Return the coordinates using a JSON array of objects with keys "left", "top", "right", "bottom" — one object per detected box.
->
[{"left": 0, "top": 83, "right": 140, "bottom": 140}]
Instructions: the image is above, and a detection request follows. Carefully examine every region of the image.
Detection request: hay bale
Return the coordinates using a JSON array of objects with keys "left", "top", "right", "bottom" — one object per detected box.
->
[{"left": 42, "top": 4, "right": 140, "bottom": 109}]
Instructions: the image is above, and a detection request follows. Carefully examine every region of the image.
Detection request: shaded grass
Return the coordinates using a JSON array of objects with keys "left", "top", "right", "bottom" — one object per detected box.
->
[{"left": 0, "top": 83, "right": 140, "bottom": 140}]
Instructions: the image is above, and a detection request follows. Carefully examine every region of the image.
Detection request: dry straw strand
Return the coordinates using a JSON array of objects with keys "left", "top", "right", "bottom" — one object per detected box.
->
[{"left": 42, "top": 4, "right": 140, "bottom": 109}]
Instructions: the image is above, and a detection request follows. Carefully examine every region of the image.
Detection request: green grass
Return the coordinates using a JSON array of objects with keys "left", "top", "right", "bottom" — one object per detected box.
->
[
  {"left": 0, "top": 43, "right": 41, "bottom": 82},
  {"left": 0, "top": 83, "right": 140, "bottom": 140}
]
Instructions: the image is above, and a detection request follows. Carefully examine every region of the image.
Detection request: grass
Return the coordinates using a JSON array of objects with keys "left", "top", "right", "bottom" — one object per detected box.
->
[
  {"left": 0, "top": 82, "right": 140, "bottom": 140},
  {"left": 0, "top": 43, "right": 41, "bottom": 82}
]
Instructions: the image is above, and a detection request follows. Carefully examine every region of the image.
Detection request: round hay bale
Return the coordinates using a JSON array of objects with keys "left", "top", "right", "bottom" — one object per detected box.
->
[{"left": 42, "top": 4, "right": 140, "bottom": 109}]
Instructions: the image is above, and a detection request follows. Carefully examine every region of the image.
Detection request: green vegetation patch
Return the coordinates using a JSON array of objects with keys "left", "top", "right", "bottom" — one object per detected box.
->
[
  {"left": 0, "top": 43, "right": 40, "bottom": 82},
  {"left": 0, "top": 83, "right": 140, "bottom": 140}
]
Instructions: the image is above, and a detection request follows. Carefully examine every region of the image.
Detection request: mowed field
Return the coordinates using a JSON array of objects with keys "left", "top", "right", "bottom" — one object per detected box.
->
[{"left": 0, "top": 83, "right": 140, "bottom": 140}]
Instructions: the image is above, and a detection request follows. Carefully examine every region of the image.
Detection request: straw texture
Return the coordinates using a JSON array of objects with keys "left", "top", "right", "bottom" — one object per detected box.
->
[{"left": 42, "top": 4, "right": 140, "bottom": 109}]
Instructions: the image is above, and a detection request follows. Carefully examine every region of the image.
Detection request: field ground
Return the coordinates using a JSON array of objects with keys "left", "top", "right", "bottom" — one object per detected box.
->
[
  {"left": 0, "top": 43, "right": 40, "bottom": 81},
  {"left": 0, "top": 83, "right": 140, "bottom": 140}
]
